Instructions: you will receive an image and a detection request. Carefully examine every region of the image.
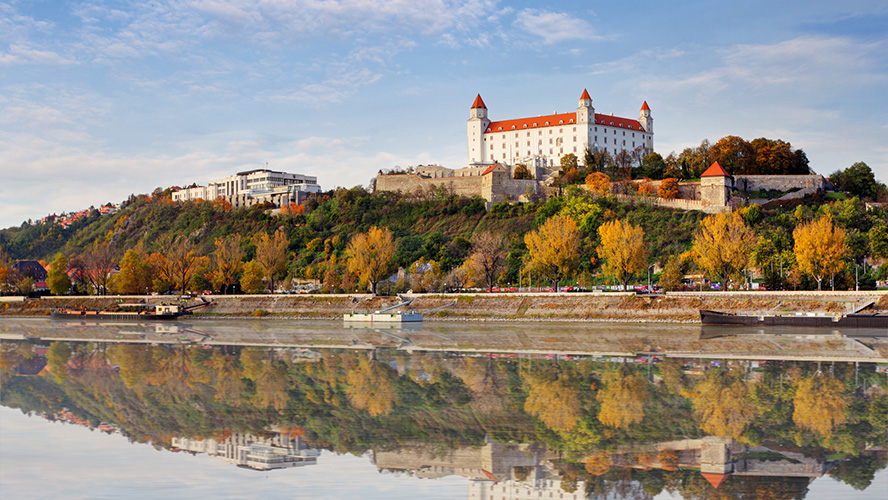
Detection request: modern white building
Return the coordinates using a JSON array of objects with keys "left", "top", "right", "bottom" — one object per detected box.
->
[
  {"left": 172, "top": 431, "right": 320, "bottom": 471},
  {"left": 467, "top": 90, "right": 653, "bottom": 167},
  {"left": 173, "top": 168, "right": 321, "bottom": 204}
]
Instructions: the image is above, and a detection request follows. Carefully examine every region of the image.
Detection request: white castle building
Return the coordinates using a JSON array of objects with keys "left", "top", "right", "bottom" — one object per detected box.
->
[
  {"left": 173, "top": 168, "right": 321, "bottom": 208},
  {"left": 467, "top": 90, "right": 653, "bottom": 167}
]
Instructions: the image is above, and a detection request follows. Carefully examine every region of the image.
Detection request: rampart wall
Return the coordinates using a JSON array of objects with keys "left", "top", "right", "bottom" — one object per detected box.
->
[
  {"left": 734, "top": 175, "right": 825, "bottom": 192},
  {"left": 375, "top": 174, "right": 484, "bottom": 198}
]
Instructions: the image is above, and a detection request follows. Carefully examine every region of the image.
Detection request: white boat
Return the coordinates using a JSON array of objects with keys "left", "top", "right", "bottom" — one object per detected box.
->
[{"left": 343, "top": 311, "right": 424, "bottom": 323}]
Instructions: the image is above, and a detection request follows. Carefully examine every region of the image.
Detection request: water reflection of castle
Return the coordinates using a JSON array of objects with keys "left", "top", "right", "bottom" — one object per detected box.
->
[
  {"left": 172, "top": 431, "right": 320, "bottom": 471},
  {"left": 376, "top": 436, "right": 832, "bottom": 499}
]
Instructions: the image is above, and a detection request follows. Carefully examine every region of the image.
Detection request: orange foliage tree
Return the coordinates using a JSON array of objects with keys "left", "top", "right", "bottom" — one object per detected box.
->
[
  {"left": 585, "top": 172, "right": 612, "bottom": 196},
  {"left": 657, "top": 178, "right": 680, "bottom": 199}
]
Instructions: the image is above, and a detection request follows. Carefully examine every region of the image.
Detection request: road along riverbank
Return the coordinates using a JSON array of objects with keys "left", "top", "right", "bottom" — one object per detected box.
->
[{"left": 3, "top": 290, "right": 886, "bottom": 323}]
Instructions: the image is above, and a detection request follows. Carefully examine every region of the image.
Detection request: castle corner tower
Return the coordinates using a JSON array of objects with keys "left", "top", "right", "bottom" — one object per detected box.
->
[{"left": 468, "top": 95, "right": 491, "bottom": 165}]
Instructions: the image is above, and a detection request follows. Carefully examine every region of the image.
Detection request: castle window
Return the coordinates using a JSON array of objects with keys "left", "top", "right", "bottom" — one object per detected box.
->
[
  {"left": 559, "top": 120, "right": 563, "bottom": 124},
  {"left": 512, "top": 126, "right": 516, "bottom": 129},
  {"left": 595, "top": 127, "right": 597, "bottom": 132},
  {"left": 497, "top": 127, "right": 502, "bottom": 131},
  {"left": 569, "top": 119, "right": 574, "bottom": 123},
  {"left": 533, "top": 123, "right": 537, "bottom": 127},
  {"left": 523, "top": 124, "right": 527, "bottom": 128},
  {"left": 545, "top": 121, "right": 549, "bottom": 125}
]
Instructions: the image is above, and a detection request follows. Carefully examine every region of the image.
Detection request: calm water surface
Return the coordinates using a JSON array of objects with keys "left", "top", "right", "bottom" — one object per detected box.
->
[{"left": 1, "top": 318, "right": 886, "bottom": 499}]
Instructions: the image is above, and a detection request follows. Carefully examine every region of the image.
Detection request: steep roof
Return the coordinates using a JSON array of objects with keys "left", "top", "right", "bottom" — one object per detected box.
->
[
  {"left": 701, "top": 472, "right": 730, "bottom": 489},
  {"left": 481, "top": 163, "right": 504, "bottom": 175},
  {"left": 471, "top": 94, "right": 486, "bottom": 109},
  {"left": 580, "top": 89, "right": 591, "bottom": 100},
  {"left": 701, "top": 162, "right": 731, "bottom": 177},
  {"left": 641, "top": 101, "right": 650, "bottom": 111},
  {"left": 484, "top": 112, "right": 644, "bottom": 134}
]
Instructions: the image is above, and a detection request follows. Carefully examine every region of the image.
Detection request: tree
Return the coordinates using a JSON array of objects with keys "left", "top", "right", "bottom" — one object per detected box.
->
[
  {"left": 166, "top": 237, "right": 200, "bottom": 294},
  {"left": 561, "top": 153, "right": 578, "bottom": 171},
  {"left": 597, "top": 219, "right": 646, "bottom": 291},
  {"left": 585, "top": 172, "right": 612, "bottom": 196},
  {"left": 659, "top": 254, "right": 684, "bottom": 291},
  {"left": 793, "top": 374, "right": 847, "bottom": 437},
  {"left": 47, "top": 253, "right": 71, "bottom": 296},
  {"left": 793, "top": 214, "right": 848, "bottom": 290},
  {"left": 345, "top": 357, "right": 396, "bottom": 416},
  {"left": 468, "top": 231, "right": 508, "bottom": 290},
  {"left": 657, "top": 178, "right": 680, "bottom": 199},
  {"left": 692, "top": 212, "right": 756, "bottom": 289},
  {"left": 523, "top": 370, "right": 581, "bottom": 432},
  {"left": 596, "top": 365, "right": 648, "bottom": 428},
  {"left": 254, "top": 229, "right": 290, "bottom": 293},
  {"left": 46, "top": 342, "right": 72, "bottom": 382},
  {"left": 687, "top": 368, "right": 757, "bottom": 439},
  {"left": 346, "top": 226, "right": 397, "bottom": 295},
  {"left": 211, "top": 234, "right": 244, "bottom": 294},
  {"left": 831, "top": 162, "right": 879, "bottom": 200},
  {"left": 524, "top": 215, "right": 580, "bottom": 291},
  {"left": 240, "top": 260, "right": 265, "bottom": 293},
  {"left": 115, "top": 248, "right": 152, "bottom": 294},
  {"left": 640, "top": 152, "right": 666, "bottom": 179},
  {"left": 584, "top": 452, "right": 612, "bottom": 476},
  {"left": 513, "top": 164, "right": 532, "bottom": 179},
  {"left": 708, "top": 135, "right": 754, "bottom": 175},
  {"left": 85, "top": 241, "right": 116, "bottom": 295}
]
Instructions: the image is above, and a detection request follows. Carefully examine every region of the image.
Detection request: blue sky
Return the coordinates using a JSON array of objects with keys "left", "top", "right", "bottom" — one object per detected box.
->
[{"left": 1, "top": 0, "right": 886, "bottom": 229}]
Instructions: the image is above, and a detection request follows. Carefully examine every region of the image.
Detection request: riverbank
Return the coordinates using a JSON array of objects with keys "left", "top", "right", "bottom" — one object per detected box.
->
[{"left": 3, "top": 290, "right": 887, "bottom": 322}]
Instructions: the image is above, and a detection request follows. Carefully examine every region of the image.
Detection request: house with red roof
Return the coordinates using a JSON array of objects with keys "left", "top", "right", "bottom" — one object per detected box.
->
[{"left": 468, "top": 90, "right": 653, "bottom": 168}]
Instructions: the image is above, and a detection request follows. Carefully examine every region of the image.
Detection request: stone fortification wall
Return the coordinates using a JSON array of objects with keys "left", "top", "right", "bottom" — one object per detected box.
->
[
  {"left": 734, "top": 175, "right": 825, "bottom": 192},
  {"left": 611, "top": 194, "right": 708, "bottom": 212},
  {"left": 484, "top": 176, "right": 540, "bottom": 203},
  {"left": 375, "top": 173, "right": 484, "bottom": 198}
]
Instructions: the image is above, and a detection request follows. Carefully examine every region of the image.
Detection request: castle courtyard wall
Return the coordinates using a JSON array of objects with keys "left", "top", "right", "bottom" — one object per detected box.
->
[
  {"left": 734, "top": 175, "right": 826, "bottom": 192},
  {"left": 375, "top": 174, "right": 484, "bottom": 198}
]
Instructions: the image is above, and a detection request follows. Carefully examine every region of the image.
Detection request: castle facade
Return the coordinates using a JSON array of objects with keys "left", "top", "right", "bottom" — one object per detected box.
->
[{"left": 467, "top": 90, "right": 653, "bottom": 167}]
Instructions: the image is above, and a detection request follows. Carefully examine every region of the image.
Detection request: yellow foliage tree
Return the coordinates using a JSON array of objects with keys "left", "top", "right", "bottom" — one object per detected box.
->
[
  {"left": 687, "top": 368, "right": 758, "bottom": 439},
  {"left": 115, "top": 248, "right": 152, "bottom": 294},
  {"left": 523, "top": 371, "right": 581, "bottom": 432},
  {"left": 793, "top": 214, "right": 848, "bottom": 291},
  {"left": 585, "top": 172, "right": 612, "bottom": 196},
  {"left": 793, "top": 374, "right": 848, "bottom": 437},
  {"left": 240, "top": 260, "right": 266, "bottom": 293},
  {"left": 692, "top": 212, "right": 756, "bottom": 289},
  {"left": 345, "top": 357, "right": 396, "bottom": 416},
  {"left": 596, "top": 366, "right": 648, "bottom": 428},
  {"left": 346, "top": 226, "right": 397, "bottom": 295},
  {"left": 584, "top": 452, "right": 612, "bottom": 476},
  {"left": 211, "top": 234, "right": 245, "bottom": 294},
  {"left": 524, "top": 215, "right": 580, "bottom": 291},
  {"left": 254, "top": 229, "right": 290, "bottom": 293},
  {"left": 597, "top": 219, "right": 647, "bottom": 291}
]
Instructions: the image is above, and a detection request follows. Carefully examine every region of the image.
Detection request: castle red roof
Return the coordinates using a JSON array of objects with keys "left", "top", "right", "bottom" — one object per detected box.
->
[
  {"left": 580, "top": 89, "right": 591, "bottom": 100},
  {"left": 641, "top": 101, "right": 650, "bottom": 111},
  {"left": 701, "top": 162, "right": 731, "bottom": 177},
  {"left": 471, "top": 94, "right": 486, "bottom": 109},
  {"left": 481, "top": 163, "right": 502, "bottom": 175},
  {"left": 484, "top": 112, "right": 645, "bottom": 134}
]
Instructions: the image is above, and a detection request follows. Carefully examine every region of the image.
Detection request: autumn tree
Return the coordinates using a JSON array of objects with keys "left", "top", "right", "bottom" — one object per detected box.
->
[
  {"left": 793, "top": 374, "right": 848, "bottom": 437},
  {"left": 687, "top": 367, "right": 758, "bottom": 439},
  {"left": 85, "top": 241, "right": 116, "bottom": 295},
  {"left": 47, "top": 342, "right": 72, "bottom": 382},
  {"left": 524, "top": 215, "right": 580, "bottom": 292},
  {"left": 468, "top": 231, "right": 508, "bottom": 290},
  {"left": 211, "top": 234, "right": 244, "bottom": 294},
  {"left": 513, "top": 164, "right": 532, "bottom": 180},
  {"left": 597, "top": 219, "right": 647, "bottom": 291},
  {"left": 597, "top": 365, "right": 648, "bottom": 429},
  {"left": 240, "top": 260, "right": 266, "bottom": 293},
  {"left": 657, "top": 178, "right": 680, "bottom": 199},
  {"left": 584, "top": 452, "right": 612, "bottom": 476},
  {"left": 167, "top": 237, "right": 200, "bottom": 294},
  {"left": 345, "top": 357, "right": 396, "bottom": 417},
  {"left": 523, "top": 370, "right": 582, "bottom": 432},
  {"left": 254, "top": 229, "right": 290, "bottom": 293},
  {"left": 793, "top": 214, "right": 848, "bottom": 291},
  {"left": 658, "top": 254, "right": 684, "bottom": 291},
  {"left": 408, "top": 258, "right": 442, "bottom": 292},
  {"left": 115, "top": 248, "right": 152, "bottom": 294},
  {"left": 708, "top": 135, "right": 754, "bottom": 175},
  {"left": 585, "top": 172, "right": 611, "bottom": 196},
  {"left": 346, "top": 226, "right": 397, "bottom": 295},
  {"left": 47, "top": 253, "right": 71, "bottom": 296},
  {"left": 692, "top": 212, "right": 756, "bottom": 289}
]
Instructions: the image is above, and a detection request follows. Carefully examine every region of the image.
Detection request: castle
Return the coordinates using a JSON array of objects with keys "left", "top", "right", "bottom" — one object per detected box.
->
[{"left": 468, "top": 90, "right": 653, "bottom": 167}]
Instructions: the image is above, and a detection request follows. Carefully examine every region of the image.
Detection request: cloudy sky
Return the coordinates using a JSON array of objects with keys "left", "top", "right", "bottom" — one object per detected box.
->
[{"left": 1, "top": 0, "right": 886, "bottom": 229}]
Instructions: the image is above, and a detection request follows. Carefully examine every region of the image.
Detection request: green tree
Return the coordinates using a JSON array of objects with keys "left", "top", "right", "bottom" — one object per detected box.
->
[
  {"left": 47, "top": 253, "right": 71, "bottom": 296},
  {"left": 47, "top": 342, "right": 72, "bottom": 382},
  {"left": 831, "top": 162, "right": 880, "bottom": 200},
  {"left": 640, "top": 152, "right": 666, "bottom": 179},
  {"left": 513, "top": 164, "right": 532, "bottom": 179}
]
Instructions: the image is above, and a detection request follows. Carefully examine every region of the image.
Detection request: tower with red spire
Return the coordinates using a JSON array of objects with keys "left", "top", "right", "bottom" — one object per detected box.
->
[{"left": 467, "top": 94, "right": 491, "bottom": 165}]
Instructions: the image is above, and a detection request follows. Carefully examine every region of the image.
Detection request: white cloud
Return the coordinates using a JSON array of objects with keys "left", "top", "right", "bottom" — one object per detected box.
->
[{"left": 512, "top": 9, "right": 602, "bottom": 45}]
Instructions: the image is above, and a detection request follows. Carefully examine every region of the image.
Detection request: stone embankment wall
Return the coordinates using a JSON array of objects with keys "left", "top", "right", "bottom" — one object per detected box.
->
[{"left": 5, "top": 291, "right": 886, "bottom": 322}]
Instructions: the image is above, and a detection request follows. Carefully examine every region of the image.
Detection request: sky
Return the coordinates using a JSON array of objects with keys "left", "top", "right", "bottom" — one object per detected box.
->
[{"left": 1, "top": 0, "right": 886, "bottom": 229}]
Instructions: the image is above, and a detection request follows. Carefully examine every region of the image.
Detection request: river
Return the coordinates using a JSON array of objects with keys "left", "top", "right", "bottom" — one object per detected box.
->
[{"left": 1, "top": 318, "right": 886, "bottom": 499}]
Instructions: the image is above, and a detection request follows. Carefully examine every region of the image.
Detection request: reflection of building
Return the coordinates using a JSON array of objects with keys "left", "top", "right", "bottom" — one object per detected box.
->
[
  {"left": 172, "top": 431, "right": 320, "bottom": 471},
  {"left": 468, "top": 479, "right": 587, "bottom": 500},
  {"left": 375, "top": 439, "right": 542, "bottom": 482}
]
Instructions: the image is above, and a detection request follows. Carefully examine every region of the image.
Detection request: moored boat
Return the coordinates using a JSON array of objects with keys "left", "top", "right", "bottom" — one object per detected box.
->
[
  {"left": 700, "top": 309, "right": 888, "bottom": 328},
  {"left": 51, "top": 299, "right": 211, "bottom": 321}
]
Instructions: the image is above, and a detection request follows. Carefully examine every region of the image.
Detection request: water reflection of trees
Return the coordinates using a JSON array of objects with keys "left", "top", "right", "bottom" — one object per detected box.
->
[{"left": 2, "top": 340, "right": 886, "bottom": 495}]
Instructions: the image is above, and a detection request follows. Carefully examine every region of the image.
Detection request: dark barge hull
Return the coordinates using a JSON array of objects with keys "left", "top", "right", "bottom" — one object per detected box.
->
[
  {"left": 50, "top": 310, "right": 187, "bottom": 321},
  {"left": 700, "top": 309, "right": 888, "bottom": 328}
]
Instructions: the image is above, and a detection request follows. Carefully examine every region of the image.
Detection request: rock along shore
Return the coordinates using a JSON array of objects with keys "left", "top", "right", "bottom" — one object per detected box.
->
[{"left": 2, "top": 290, "right": 886, "bottom": 323}]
